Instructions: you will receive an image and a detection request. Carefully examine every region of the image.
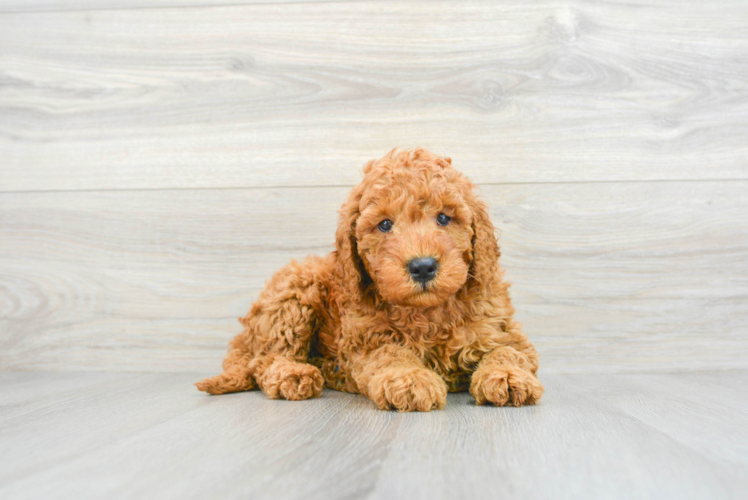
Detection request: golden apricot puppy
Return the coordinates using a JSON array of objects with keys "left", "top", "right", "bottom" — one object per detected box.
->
[{"left": 196, "top": 148, "right": 544, "bottom": 411}]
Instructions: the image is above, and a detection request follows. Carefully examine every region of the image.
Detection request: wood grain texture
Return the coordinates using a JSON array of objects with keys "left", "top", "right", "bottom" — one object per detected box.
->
[
  {"left": 0, "top": 0, "right": 349, "bottom": 14},
  {"left": 1, "top": 181, "right": 747, "bottom": 373},
  {"left": 565, "top": 371, "right": 748, "bottom": 475},
  {"left": 1, "top": 0, "right": 747, "bottom": 191},
  {"left": 0, "top": 371, "right": 746, "bottom": 500}
]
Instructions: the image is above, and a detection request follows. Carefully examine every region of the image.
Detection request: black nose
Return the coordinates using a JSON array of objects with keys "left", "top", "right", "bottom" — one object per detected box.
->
[{"left": 407, "top": 257, "right": 439, "bottom": 283}]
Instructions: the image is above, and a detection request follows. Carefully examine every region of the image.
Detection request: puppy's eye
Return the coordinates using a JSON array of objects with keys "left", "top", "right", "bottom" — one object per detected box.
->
[
  {"left": 378, "top": 219, "right": 393, "bottom": 232},
  {"left": 436, "top": 213, "right": 451, "bottom": 226}
]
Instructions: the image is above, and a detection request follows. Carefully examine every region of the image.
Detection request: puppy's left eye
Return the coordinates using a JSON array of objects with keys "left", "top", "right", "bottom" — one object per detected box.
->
[
  {"left": 378, "top": 219, "right": 393, "bottom": 232},
  {"left": 436, "top": 213, "right": 451, "bottom": 226}
]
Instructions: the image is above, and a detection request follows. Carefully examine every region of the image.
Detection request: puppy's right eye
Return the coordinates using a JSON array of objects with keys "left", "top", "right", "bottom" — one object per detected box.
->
[{"left": 377, "top": 219, "right": 393, "bottom": 233}]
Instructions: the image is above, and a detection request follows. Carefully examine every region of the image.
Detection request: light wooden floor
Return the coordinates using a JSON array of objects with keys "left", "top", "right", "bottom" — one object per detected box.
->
[{"left": 1, "top": 371, "right": 746, "bottom": 500}]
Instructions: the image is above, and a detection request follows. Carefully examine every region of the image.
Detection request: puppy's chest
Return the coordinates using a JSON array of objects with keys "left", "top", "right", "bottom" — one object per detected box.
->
[
  {"left": 403, "top": 320, "right": 490, "bottom": 367},
  {"left": 419, "top": 327, "right": 486, "bottom": 392}
]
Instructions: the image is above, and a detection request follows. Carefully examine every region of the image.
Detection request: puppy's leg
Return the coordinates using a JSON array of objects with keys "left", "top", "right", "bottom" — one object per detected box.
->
[
  {"left": 196, "top": 257, "right": 326, "bottom": 399},
  {"left": 352, "top": 345, "right": 447, "bottom": 412},
  {"left": 250, "top": 355, "right": 324, "bottom": 401},
  {"left": 470, "top": 344, "right": 544, "bottom": 407}
]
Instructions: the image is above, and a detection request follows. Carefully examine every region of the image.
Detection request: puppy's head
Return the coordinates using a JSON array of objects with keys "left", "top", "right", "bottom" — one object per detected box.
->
[{"left": 335, "top": 148, "right": 499, "bottom": 308}]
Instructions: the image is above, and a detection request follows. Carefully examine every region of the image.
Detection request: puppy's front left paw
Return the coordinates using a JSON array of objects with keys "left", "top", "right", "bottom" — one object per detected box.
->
[
  {"left": 470, "top": 366, "right": 544, "bottom": 407},
  {"left": 368, "top": 368, "right": 448, "bottom": 412}
]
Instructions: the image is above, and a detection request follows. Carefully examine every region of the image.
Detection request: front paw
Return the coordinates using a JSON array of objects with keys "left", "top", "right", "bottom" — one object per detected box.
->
[
  {"left": 258, "top": 360, "right": 325, "bottom": 401},
  {"left": 470, "top": 366, "right": 544, "bottom": 407},
  {"left": 368, "top": 368, "right": 448, "bottom": 412}
]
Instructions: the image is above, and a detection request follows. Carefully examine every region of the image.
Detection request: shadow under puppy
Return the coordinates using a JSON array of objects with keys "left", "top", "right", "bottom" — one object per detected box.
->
[{"left": 197, "top": 148, "right": 544, "bottom": 411}]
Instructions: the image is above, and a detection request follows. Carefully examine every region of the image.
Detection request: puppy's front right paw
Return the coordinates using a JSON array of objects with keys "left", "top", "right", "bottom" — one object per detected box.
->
[
  {"left": 368, "top": 368, "right": 447, "bottom": 412},
  {"left": 470, "top": 365, "right": 544, "bottom": 407}
]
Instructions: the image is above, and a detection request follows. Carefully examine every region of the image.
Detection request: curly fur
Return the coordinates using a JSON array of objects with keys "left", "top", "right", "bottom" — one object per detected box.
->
[{"left": 196, "top": 148, "right": 544, "bottom": 411}]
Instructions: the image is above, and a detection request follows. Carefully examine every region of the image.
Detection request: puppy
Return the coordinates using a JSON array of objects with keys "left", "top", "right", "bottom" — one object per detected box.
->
[{"left": 196, "top": 148, "right": 543, "bottom": 411}]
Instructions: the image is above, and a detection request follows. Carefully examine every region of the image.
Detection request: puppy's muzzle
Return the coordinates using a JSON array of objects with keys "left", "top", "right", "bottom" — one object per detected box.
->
[{"left": 407, "top": 257, "right": 439, "bottom": 284}]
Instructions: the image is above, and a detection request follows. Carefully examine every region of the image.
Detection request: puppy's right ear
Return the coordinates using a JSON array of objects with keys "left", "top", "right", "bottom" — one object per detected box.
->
[{"left": 334, "top": 183, "right": 372, "bottom": 303}]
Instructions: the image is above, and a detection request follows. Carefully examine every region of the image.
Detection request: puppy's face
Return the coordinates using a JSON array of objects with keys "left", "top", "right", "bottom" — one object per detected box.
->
[{"left": 353, "top": 166, "right": 475, "bottom": 308}]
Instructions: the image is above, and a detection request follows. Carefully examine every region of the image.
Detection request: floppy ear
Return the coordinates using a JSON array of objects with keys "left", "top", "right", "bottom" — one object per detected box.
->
[
  {"left": 334, "top": 184, "right": 373, "bottom": 303},
  {"left": 467, "top": 194, "right": 501, "bottom": 291}
]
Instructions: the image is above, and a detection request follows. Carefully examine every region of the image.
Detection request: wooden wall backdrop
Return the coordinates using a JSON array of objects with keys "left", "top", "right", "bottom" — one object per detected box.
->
[{"left": 1, "top": 0, "right": 747, "bottom": 373}]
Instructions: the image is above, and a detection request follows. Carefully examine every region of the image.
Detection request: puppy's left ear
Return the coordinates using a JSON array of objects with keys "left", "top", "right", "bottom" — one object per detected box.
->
[{"left": 467, "top": 194, "right": 500, "bottom": 290}]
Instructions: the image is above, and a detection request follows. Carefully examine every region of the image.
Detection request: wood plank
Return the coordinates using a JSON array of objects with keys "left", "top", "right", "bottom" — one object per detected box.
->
[
  {"left": 0, "top": 372, "right": 388, "bottom": 500},
  {"left": 563, "top": 372, "right": 748, "bottom": 474},
  {"left": 1, "top": 181, "right": 746, "bottom": 373},
  {"left": 0, "top": 0, "right": 350, "bottom": 14},
  {"left": 0, "top": 371, "right": 138, "bottom": 422},
  {"left": 1, "top": 0, "right": 747, "bottom": 191},
  {"left": 0, "top": 372, "right": 745, "bottom": 499},
  {"left": 0, "top": 372, "right": 214, "bottom": 484},
  {"left": 372, "top": 373, "right": 748, "bottom": 500}
]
